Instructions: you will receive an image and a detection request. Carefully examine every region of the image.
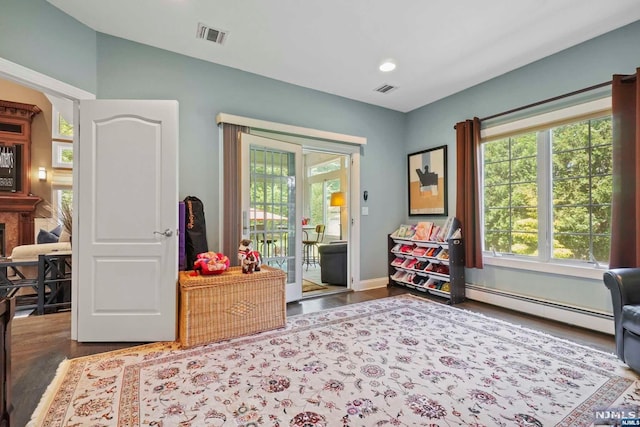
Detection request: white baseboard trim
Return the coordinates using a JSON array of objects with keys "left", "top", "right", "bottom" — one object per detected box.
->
[
  {"left": 354, "top": 277, "right": 388, "bottom": 292},
  {"left": 367, "top": 277, "right": 614, "bottom": 335},
  {"left": 465, "top": 285, "right": 614, "bottom": 335}
]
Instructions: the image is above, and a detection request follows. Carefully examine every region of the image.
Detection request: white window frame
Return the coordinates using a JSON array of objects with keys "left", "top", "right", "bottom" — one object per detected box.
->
[
  {"left": 480, "top": 97, "right": 612, "bottom": 280},
  {"left": 305, "top": 162, "right": 343, "bottom": 238}
]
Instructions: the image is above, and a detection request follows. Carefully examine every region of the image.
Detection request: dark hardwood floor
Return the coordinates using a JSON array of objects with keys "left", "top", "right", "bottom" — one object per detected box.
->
[{"left": 12, "top": 286, "right": 615, "bottom": 427}]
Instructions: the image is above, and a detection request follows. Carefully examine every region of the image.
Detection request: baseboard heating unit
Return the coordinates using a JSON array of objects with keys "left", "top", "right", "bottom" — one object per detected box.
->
[{"left": 465, "top": 284, "right": 614, "bottom": 335}]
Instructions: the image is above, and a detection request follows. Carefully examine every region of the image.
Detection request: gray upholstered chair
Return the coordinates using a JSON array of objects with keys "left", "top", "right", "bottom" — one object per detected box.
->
[
  {"left": 603, "top": 268, "right": 640, "bottom": 374},
  {"left": 318, "top": 242, "right": 347, "bottom": 286}
]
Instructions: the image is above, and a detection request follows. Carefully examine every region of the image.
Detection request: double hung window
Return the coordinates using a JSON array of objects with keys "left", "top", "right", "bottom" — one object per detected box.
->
[{"left": 481, "top": 98, "right": 612, "bottom": 267}]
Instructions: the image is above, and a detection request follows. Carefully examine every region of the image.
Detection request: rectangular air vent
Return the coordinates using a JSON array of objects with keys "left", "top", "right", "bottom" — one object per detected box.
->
[
  {"left": 374, "top": 84, "right": 398, "bottom": 94},
  {"left": 196, "top": 23, "right": 228, "bottom": 45}
]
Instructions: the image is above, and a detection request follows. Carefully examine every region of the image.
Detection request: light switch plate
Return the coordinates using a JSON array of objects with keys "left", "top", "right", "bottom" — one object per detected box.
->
[{"left": 362, "top": 207, "right": 369, "bottom": 215}]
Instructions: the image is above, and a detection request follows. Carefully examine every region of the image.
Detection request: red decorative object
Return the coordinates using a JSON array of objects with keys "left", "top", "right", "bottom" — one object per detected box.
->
[{"left": 191, "top": 252, "right": 230, "bottom": 276}]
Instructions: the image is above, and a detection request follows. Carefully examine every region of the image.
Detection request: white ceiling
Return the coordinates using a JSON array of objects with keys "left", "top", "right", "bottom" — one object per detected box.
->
[{"left": 47, "top": 0, "right": 640, "bottom": 113}]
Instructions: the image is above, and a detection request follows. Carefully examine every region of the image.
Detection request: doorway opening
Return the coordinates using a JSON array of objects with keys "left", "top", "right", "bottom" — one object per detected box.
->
[
  {"left": 301, "top": 150, "right": 350, "bottom": 299},
  {"left": 0, "top": 76, "right": 75, "bottom": 318}
]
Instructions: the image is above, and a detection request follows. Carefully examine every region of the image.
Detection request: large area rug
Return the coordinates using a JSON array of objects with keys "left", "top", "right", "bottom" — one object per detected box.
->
[{"left": 29, "top": 295, "right": 639, "bottom": 426}]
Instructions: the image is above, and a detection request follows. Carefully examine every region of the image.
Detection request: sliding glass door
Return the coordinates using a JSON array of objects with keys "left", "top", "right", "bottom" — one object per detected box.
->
[{"left": 240, "top": 133, "right": 303, "bottom": 302}]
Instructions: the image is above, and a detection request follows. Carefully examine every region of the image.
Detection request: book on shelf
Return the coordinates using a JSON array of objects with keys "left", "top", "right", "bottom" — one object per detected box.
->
[
  {"left": 413, "top": 221, "right": 433, "bottom": 241},
  {"left": 437, "top": 216, "right": 455, "bottom": 241},
  {"left": 391, "top": 224, "right": 416, "bottom": 240},
  {"left": 429, "top": 225, "right": 441, "bottom": 241}
]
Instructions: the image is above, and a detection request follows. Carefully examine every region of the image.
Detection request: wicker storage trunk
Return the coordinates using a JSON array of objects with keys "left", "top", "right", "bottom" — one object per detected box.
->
[{"left": 179, "top": 265, "right": 286, "bottom": 348}]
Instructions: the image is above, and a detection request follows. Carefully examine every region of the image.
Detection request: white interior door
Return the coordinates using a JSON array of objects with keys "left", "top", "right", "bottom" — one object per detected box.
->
[
  {"left": 240, "top": 132, "right": 303, "bottom": 302},
  {"left": 77, "top": 100, "right": 178, "bottom": 342}
]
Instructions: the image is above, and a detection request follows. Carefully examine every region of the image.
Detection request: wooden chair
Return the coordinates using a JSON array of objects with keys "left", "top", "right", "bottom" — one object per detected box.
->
[{"left": 302, "top": 225, "right": 325, "bottom": 270}]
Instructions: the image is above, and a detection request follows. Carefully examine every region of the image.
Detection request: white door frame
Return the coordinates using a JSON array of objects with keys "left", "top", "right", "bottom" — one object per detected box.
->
[
  {"left": 0, "top": 57, "right": 95, "bottom": 340},
  {"left": 216, "top": 113, "right": 364, "bottom": 290}
]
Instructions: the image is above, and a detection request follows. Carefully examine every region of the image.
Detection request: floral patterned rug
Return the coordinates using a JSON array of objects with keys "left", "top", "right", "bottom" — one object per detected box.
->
[{"left": 29, "top": 295, "right": 639, "bottom": 426}]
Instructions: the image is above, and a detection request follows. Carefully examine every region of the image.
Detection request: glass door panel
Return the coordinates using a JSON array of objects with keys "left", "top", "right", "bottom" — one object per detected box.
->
[{"left": 241, "top": 133, "right": 302, "bottom": 302}]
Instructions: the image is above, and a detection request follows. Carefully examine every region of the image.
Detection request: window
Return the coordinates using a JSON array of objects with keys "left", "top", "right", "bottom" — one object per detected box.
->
[
  {"left": 52, "top": 105, "right": 73, "bottom": 139},
  {"left": 305, "top": 155, "right": 346, "bottom": 237},
  {"left": 481, "top": 99, "right": 612, "bottom": 266}
]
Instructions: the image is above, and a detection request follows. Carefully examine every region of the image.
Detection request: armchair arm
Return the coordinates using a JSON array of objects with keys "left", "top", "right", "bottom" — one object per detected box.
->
[
  {"left": 603, "top": 268, "right": 640, "bottom": 360},
  {"left": 604, "top": 268, "right": 640, "bottom": 308}
]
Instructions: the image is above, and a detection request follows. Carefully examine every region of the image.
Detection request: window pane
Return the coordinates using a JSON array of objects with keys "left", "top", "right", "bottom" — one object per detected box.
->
[
  {"left": 484, "top": 184, "right": 510, "bottom": 208},
  {"left": 510, "top": 133, "right": 537, "bottom": 158},
  {"left": 591, "top": 144, "right": 612, "bottom": 175},
  {"left": 590, "top": 117, "right": 613, "bottom": 145},
  {"left": 484, "top": 207, "right": 510, "bottom": 231},
  {"left": 482, "top": 134, "right": 538, "bottom": 255},
  {"left": 308, "top": 159, "right": 341, "bottom": 177},
  {"left": 553, "top": 177, "right": 590, "bottom": 205},
  {"left": 552, "top": 122, "right": 589, "bottom": 150},
  {"left": 592, "top": 205, "right": 611, "bottom": 235},
  {"left": 553, "top": 149, "right": 589, "bottom": 180},
  {"left": 554, "top": 206, "right": 589, "bottom": 233},
  {"left": 593, "top": 235, "right": 611, "bottom": 264},
  {"left": 483, "top": 138, "right": 509, "bottom": 161},
  {"left": 512, "top": 231, "right": 537, "bottom": 255},
  {"left": 484, "top": 231, "right": 511, "bottom": 253},
  {"left": 512, "top": 207, "right": 537, "bottom": 231},
  {"left": 554, "top": 233, "right": 590, "bottom": 261},
  {"left": 511, "top": 157, "right": 536, "bottom": 183},
  {"left": 58, "top": 112, "right": 73, "bottom": 137},
  {"left": 310, "top": 182, "right": 323, "bottom": 225},
  {"left": 511, "top": 182, "right": 537, "bottom": 208},
  {"left": 484, "top": 160, "right": 510, "bottom": 186},
  {"left": 549, "top": 116, "right": 612, "bottom": 262},
  {"left": 482, "top": 112, "right": 612, "bottom": 264},
  {"left": 591, "top": 175, "right": 612, "bottom": 205}
]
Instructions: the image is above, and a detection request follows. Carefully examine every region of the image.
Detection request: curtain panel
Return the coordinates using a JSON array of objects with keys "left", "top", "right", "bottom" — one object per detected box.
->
[
  {"left": 610, "top": 68, "right": 640, "bottom": 268},
  {"left": 222, "top": 124, "right": 248, "bottom": 264},
  {"left": 455, "top": 118, "right": 483, "bottom": 269}
]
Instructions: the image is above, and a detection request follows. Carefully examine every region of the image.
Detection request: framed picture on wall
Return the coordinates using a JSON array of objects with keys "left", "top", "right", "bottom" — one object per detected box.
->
[
  {"left": 407, "top": 145, "right": 448, "bottom": 216},
  {"left": 52, "top": 141, "right": 73, "bottom": 169}
]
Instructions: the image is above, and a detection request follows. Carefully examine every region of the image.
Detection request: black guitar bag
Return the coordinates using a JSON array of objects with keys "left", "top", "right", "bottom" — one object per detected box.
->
[{"left": 184, "top": 196, "right": 209, "bottom": 269}]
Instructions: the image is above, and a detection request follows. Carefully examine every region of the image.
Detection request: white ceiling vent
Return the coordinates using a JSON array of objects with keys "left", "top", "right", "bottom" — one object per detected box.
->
[
  {"left": 196, "top": 23, "right": 228, "bottom": 45},
  {"left": 374, "top": 84, "right": 398, "bottom": 94}
]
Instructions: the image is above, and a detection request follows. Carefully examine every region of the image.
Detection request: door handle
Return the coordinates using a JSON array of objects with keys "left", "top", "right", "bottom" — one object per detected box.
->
[{"left": 154, "top": 228, "right": 173, "bottom": 237}]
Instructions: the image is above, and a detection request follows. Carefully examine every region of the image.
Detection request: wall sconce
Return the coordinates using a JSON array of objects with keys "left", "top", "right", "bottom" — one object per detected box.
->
[{"left": 38, "top": 166, "right": 47, "bottom": 181}]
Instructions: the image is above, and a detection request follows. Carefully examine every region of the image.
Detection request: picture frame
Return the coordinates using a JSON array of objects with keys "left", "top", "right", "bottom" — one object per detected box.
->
[
  {"left": 52, "top": 141, "right": 73, "bottom": 169},
  {"left": 407, "top": 145, "right": 448, "bottom": 216}
]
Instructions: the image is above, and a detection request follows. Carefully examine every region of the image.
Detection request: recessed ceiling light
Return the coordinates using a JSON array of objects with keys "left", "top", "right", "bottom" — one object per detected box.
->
[{"left": 379, "top": 61, "right": 396, "bottom": 72}]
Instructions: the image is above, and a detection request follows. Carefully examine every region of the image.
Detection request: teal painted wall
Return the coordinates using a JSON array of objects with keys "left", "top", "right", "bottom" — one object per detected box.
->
[
  {"left": 0, "top": 0, "right": 97, "bottom": 93},
  {"left": 96, "top": 34, "right": 406, "bottom": 280},
  {"left": 405, "top": 20, "right": 640, "bottom": 313},
  {"left": 2, "top": 0, "right": 639, "bottom": 311}
]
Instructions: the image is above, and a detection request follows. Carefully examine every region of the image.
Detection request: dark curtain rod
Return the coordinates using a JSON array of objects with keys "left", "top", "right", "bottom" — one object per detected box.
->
[
  {"left": 475, "top": 73, "right": 638, "bottom": 124},
  {"left": 480, "top": 80, "right": 612, "bottom": 122}
]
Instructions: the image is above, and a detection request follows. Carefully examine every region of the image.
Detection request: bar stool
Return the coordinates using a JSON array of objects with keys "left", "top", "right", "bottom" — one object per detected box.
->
[{"left": 302, "top": 224, "right": 325, "bottom": 270}]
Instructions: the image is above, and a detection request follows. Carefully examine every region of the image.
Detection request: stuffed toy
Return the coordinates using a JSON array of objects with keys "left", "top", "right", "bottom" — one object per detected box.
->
[
  {"left": 238, "top": 239, "right": 262, "bottom": 274},
  {"left": 190, "top": 251, "right": 230, "bottom": 276}
]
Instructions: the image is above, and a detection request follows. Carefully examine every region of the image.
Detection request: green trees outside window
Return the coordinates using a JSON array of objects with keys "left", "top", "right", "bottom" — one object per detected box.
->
[{"left": 483, "top": 116, "right": 612, "bottom": 264}]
